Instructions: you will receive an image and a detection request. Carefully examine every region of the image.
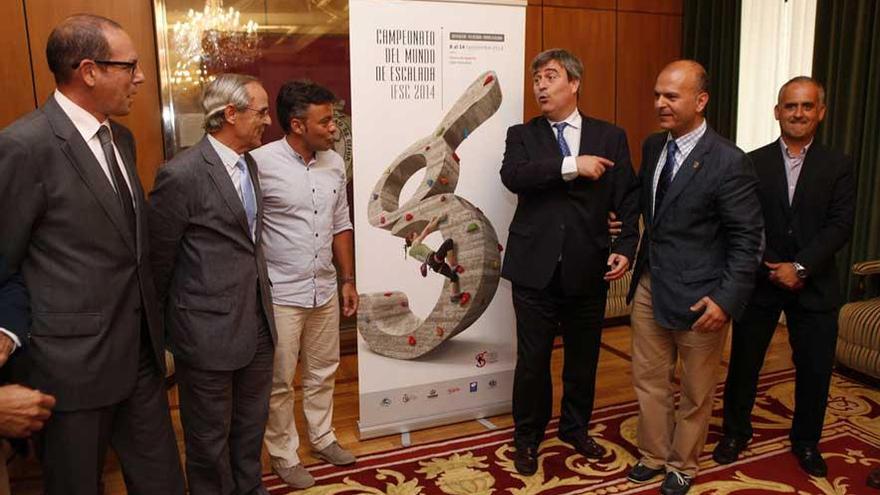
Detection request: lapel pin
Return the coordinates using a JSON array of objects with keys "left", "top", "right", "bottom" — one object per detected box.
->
[{"left": 693, "top": 161, "right": 701, "bottom": 170}]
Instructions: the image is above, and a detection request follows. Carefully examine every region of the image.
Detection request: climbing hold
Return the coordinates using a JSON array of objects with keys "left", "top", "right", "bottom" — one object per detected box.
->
[
  {"left": 452, "top": 152, "right": 460, "bottom": 163},
  {"left": 407, "top": 335, "right": 416, "bottom": 346},
  {"left": 405, "top": 213, "right": 414, "bottom": 221},
  {"left": 438, "top": 176, "right": 449, "bottom": 185},
  {"left": 380, "top": 216, "right": 386, "bottom": 224},
  {"left": 466, "top": 223, "right": 479, "bottom": 232},
  {"left": 455, "top": 265, "right": 465, "bottom": 274},
  {"left": 459, "top": 292, "right": 472, "bottom": 306},
  {"left": 435, "top": 126, "right": 445, "bottom": 137},
  {"left": 497, "top": 243, "right": 504, "bottom": 252},
  {"left": 384, "top": 292, "right": 393, "bottom": 297},
  {"left": 435, "top": 327, "right": 444, "bottom": 337},
  {"left": 483, "top": 74, "right": 495, "bottom": 86}
]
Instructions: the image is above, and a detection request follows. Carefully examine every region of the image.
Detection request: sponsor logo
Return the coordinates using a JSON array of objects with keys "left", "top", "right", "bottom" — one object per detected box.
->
[
  {"left": 380, "top": 397, "right": 391, "bottom": 407},
  {"left": 448, "top": 387, "right": 461, "bottom": 395},
  {"left": 469, "top": 381, "right": 478, "bottom": 392},
  {"left": 427, "top": 389, "right": 439, "bottom": 399},
  {"left": 402, "top": 393, "right": 416, "bottom": 403},
  {"left": 475, "top": 350, "right": 499, "bottom": 368},
  {"left": 488, "top": 379, "right": 498, "bottom": 388}
]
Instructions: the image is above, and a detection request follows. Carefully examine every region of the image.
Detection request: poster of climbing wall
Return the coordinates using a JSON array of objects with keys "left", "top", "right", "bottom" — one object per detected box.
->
[{"left": 350, "top": 0, "right": 526, "bottom": 438}]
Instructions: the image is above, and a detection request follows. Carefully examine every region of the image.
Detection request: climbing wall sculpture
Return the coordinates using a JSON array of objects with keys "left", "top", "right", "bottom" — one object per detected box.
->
[{"left": 358, "top": 71, "right": 503, "bottom": 359}]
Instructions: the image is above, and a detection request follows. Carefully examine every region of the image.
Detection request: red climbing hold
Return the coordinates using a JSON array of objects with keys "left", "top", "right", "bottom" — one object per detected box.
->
[
  {"left": 400, "top": 301, "right": 409, "bottom": 308},
  {"left": 497, "top": 243, "right": 504, "bottom": 252},
  {"left": 452, "top": 152, "right": 460, "bottom": 163},
  {"left": 407, "top": 335, "right": 417, "bottom": 346},
  {"left": 405, "top": 213, "right": 413, "bottom": 221},
  {"left": 438, "top": 176, "right": 449, "bottom": 185},
  {"left": 383, "top": 292, "right": 393, "bottom": 297},
  {"left": 483, "top": 74, "right": 495, "bottom": 86},
  {"left": 435, "top": 327, "right": 444, "bottom": 337},
  {"left": 440, "top": 196, "right": 447, "bottom": 202},
  {"left": 380, "top": 216, "right": 386, "bottom": 224},
  {"left": 455, "top": 265, "right": 465, "bottom": 274},
  {"left": 459, "top": 292, "right": 472, "bottom": 306}
]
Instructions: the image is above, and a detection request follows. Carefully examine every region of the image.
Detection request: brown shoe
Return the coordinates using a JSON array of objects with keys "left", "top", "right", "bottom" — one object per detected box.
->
[
  {"left": 314, "top": 441, "right": 357, "bottom": 466},
  {"left": 273, "top": 463, "right": 315, "bottom": 489}
]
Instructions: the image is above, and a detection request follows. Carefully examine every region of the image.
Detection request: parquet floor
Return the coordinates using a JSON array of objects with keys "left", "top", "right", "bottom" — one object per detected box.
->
[{"left": 9, "top": 323, "right": 795, "bottom": 493}]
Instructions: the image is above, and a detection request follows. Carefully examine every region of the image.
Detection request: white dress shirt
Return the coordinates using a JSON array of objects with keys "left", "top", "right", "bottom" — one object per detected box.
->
[
  {"left": 651, "top": 118, "right": 707, "bottom": 213},
  {"left": 252, "top": 138, "right": 352, "bottom": 308},
  {"left": 206, "top": 134, "right": 257, "bottom": 240},
  {"left": 548, "top": 109, "right": 582, "bottom": 181}
]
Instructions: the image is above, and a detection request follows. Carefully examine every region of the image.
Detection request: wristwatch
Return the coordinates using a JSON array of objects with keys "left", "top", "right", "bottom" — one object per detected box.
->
[{"left": 792, "top": 262, "right": 807, "bottom": 279}]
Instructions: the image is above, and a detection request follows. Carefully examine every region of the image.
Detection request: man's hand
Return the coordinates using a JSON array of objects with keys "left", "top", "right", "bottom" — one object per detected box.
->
[
  {"left": 765, "top": 261, "right": 804, "bottom": 291},
  {"left": 607, "top": 211, "right": 622, "bottom": 237},
  {"left": 0, "top": 384, "right": 56, "bottom": 438},
  {"left": 0, "top": 334, "right": 14, "bottom": 367},
  {"left": 575, "top": 155, "right": 614, "bottom": 180},
  {"left": 341, "top": 281, "right": 359, "bottom": 317},
  {"left": 604, "top": 254, "right": 629, "bottom": 281},
  {"left": 690, "top": 296, "right": 730, "bottom": 333}
]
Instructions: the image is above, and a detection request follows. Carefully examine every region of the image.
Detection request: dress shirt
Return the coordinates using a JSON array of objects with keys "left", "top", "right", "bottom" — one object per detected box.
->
[
  {"left": 251, "top": 137, "right": 352, "bottom": 308},
  {"left": 548, "top": 109, "right": 582, "bottom": 181},
  {"left": 206, "top": 135, "right": 257, "bottom": 237},
  {"left": 779, "top": 137, "right": 812, "bottom": 204},
  {"left": 651, "top": 118, "right": 707, "bottom": 213},
  {"left": 54, "top": 90, "right": 133, "bottom": 196}
]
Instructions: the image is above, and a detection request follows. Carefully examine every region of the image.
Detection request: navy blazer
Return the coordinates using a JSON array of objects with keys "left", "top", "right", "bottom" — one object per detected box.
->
[
  {"left": 749, "top": 140, "right": 855, "bottom": 310},
  {"left": 628, "top": 126, "right": 763, "bottom": 329},
  {"left": 500, "top": 112, "right": 640, "bottom": 296}
]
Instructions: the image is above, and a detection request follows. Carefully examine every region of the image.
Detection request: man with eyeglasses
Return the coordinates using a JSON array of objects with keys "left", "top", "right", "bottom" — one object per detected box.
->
[
  {"left": 149, "top": 73, "right": 277, "bottom": 495},
  {"left": 0, "top": 14, "right": 184, "bottom": 494},
  {"left": 250, "top": 80, "right": 357, "bottom": 489}
]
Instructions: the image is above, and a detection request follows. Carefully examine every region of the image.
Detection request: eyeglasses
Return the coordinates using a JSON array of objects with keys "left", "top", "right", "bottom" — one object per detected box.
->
[
  {"left": 244, "top": 107, "right": 271, "bottom": 118},
  {"left": 74, "top": 59, "right": 140, "bottom": 77}
]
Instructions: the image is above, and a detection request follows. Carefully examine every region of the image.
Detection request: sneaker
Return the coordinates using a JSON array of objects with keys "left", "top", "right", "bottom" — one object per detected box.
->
[
  {"left": 273, "top": 463, "right": 315, "bottom": 489},
  {"left": 660, "top": 471, "right": 693, "bottom": 495},
  {"left": 626, "top": 461, "right": 664, "bottom": 483},
  {"left": 314, "top": 441, "right": 357, "bottom": 466}
]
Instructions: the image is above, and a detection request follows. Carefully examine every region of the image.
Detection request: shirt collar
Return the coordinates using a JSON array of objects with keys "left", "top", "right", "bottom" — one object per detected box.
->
[
  {"left": 281, "top": 136, "right": 319, "bottom": 167},
  {"left": 547, "top": 108, "right": 581, "bottom": 130},
  {"left": 665, "top": 118, "right": 707, "bottom": 149},
  {"left": 779, "top": 137, "right": 813, "bottom": 159},
  {"left": 54, "top": 89, "right": 109, "bottom": 143},
  {"left": 207, "top": 134, "right": 242, "bottom": 172}
]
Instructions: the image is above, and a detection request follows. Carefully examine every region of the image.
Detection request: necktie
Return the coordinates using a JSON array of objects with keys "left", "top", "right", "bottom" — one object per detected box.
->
[
  {"left": 96, "top": 126, "right": 136, "bottom": 237},
  {"left": 553, "top": 122, "right": 571, "bottom": 157},
  {"left": 236, "top": 156, "right": 257, "bottom": 240},
  {"left": 655, "top": 139, "right": 678, "bottom": 211}
]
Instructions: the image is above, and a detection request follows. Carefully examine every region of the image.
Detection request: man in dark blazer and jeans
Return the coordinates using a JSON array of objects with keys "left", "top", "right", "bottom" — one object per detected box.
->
[
  {"left": 500, "top": 48, "right": 640, "bottom": 476},
  {"left": 0, "top": 15, "right": 184, "bottom": 494},
  {"left": 714, "top": 76, "right": 855, "bottom": 478},
  {"left": 150, "top": 73, "right": 277, "bottom": 495},
  {"left": 625, "top": 60, "right": 763, "bottom": 495}
]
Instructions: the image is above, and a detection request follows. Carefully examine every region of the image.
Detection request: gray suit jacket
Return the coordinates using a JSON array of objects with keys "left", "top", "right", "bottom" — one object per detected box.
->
[
  {"left": 628, "top": 126, "right": 763, "bottom": 329},
  {"left": 149, "top": 136, "right": 276, "bottom": 371},
  {"left": 0, "top": 96, "right": 167, "bottom": 411}
]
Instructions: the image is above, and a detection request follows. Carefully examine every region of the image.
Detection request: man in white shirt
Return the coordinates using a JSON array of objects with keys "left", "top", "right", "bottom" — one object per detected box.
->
[
  {"left": 0, "top": 14, "right": 184, "bottom": 494},
  {"left": 251, "top": 80, "right": 358, "bottom": 489}
]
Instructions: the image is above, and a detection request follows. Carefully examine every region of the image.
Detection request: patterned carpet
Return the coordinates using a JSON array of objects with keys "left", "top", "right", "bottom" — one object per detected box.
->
[{"left": 264, "top": 369, "right": 880, "bottom": 494}]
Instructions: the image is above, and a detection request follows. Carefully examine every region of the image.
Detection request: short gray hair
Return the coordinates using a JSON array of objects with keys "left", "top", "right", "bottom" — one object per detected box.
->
[
  {"left": 202, "top": 73, "right": 259, "bottom": 133},
  {"left": 531, "top": 48, "right": 583, "bottom": 81},
  {"left": 778, "top": 76, "right": 826, "bottom": 105}
]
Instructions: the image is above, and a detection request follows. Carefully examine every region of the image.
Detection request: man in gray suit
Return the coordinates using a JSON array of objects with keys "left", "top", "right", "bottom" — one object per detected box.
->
[
  {"left": 624, "top": 60, "right": 763, "bottom": 495},
  {"left": 0, "top": 14, "right": 184, "bottom": 494},
  {"left": 149, "top": 73, "right": 277, "bottom": 495}
]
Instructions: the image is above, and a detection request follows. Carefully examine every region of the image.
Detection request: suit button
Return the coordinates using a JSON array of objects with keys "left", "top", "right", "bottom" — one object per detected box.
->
[
  {"left": 787, "top": 229, "right": 793, "bottom": 234},
  {"left": 560, "top": 224, "right": 565, "bottom": 231}
]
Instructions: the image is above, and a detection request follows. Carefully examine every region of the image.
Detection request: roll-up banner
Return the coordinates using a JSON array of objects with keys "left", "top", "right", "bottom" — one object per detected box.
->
[{"left": 350, "top": 0, "right": 526, "bottom": 438}]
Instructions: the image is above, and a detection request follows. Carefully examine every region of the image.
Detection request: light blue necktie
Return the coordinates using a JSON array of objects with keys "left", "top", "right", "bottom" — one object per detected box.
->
[
  {"left": 553, "top": 122, "right": 571, "bottom": 157},
  {"left": 236, "top": 156, "right": 257, "bottom": 240}
]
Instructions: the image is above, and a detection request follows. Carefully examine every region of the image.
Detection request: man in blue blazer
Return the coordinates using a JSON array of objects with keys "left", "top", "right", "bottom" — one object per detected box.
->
[{"left": 625, "top": 60, "right": 763, "bottom": 495}]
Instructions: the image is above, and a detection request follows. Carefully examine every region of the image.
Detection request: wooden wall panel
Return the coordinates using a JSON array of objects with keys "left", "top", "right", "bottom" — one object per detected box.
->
[
  {"left": 543, "top": 0, "right": 614, "bottom": 9},
  {"left": 542, "top": 7, "right": 616, "bottom": 123},
  {"left": 0, "top": 0, "right": 37, "bottom": 128},
  {"left": 615, "top": 11, "right": 682, "bottom": 169},
  {"left": 23, "top": 0, "right": 165, "bottom": 190},
  {"left": 617, "top": 0, "right": 682, "bottom": 15},
  {"left": 523, "top": 5, "right": 543, "bottom": 121}
]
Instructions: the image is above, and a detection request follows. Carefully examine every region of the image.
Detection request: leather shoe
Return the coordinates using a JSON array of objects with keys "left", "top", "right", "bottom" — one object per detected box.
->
[
  {"left": 792, "top": 445, "right": 828, "bottom": 477},
  {"left": 627, "top": 461, "right": 665, "bottom": 483},
  {"left": 273, "top": 463, "right": 315, "bottom": 489},
  {"left": 558, "top": 432, "right": 607, "bottom": 459},
  {"left": 867, "top": 468, "right": 880, "bottom": 489},
  {"left": 660, "top": 471, "right": 692, "bottom": 495},
  {"left": 712, "top": 436, "right": 747, "bottom": 465},
  {"left": 513, "top": 444, "right": 538, "bottom": 475}
]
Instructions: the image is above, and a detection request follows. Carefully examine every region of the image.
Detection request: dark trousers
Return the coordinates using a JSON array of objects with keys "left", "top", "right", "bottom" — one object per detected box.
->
[
  {"left": 722, "top": 301, "right": 839, "bottom": 447},
  {"left": 512, "top": 266, "right": 607, "bottom": 448},
  {"left": 177, "top": 325, "right": 274, "bottom": 495},
  {"left": 36, "top": 334, "right": 185, "bottom": 495}
]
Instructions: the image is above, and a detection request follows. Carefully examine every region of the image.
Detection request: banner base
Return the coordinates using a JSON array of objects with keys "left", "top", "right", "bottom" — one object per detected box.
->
[{"left": 357, "top": 400, "right": 511, "bottom": 440}]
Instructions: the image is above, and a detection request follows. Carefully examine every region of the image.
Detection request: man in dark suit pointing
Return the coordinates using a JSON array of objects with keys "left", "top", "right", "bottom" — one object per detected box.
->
[
  {"left": 625, "top": 60, "right": 763, "bottom": 495},
  {"left": 714, "top": 77, "right": 855, "bottom": 478},
  {"left": 500, "top": 48, "right": 640, "bottom": 476},
  {"left": 0, "top": 14, "right": 183, "bottom": 494}
]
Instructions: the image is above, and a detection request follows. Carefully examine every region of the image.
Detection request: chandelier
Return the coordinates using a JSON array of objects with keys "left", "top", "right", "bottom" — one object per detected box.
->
[{"left": 171, "top": 0, "right": 261, "bottom": 81}]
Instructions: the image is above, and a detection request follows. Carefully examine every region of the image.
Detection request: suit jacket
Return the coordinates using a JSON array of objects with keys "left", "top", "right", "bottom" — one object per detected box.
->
[
  {"left": 749, "top": 140, "right": 855, "bottom": 310},
  {"left": 149, "top": 136, "right": 276, "bottom": 371},
  {"left": 628, "top": 126, "right": 763, "bottom": 330},
  {"left": 500, "top": 113, "right": 640, "bottom": 296},
  {"left": 0, "top": 258, "right": 28, "bottom": 345},
  {"left": 0, "top": 96, "right": 167, "bottom": 411}
]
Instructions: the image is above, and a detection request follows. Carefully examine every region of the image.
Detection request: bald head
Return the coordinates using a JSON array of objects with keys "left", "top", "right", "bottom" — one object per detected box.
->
[{"left": 654, "top": 59, "right": 710, "bottom": 137}]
